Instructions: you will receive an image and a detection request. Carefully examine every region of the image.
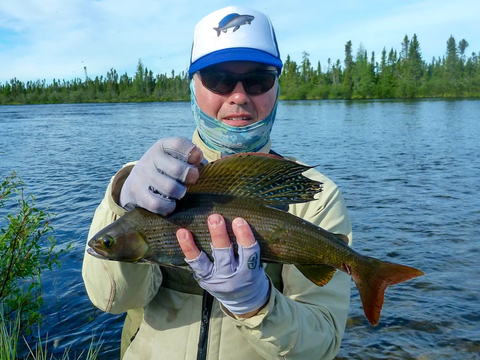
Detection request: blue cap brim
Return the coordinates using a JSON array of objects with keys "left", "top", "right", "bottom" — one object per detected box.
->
[{"left": 189, "top": 48, "right": 283, "bottom": 78}]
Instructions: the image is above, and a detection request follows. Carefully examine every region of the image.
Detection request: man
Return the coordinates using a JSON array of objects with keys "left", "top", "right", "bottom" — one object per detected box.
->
[{"left": 83, "top": 6, "right": 352, "bottom": 360}]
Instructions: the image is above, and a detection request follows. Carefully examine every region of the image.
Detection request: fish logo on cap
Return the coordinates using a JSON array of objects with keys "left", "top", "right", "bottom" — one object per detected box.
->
[{"left": 213, "top": 13, "right": 255, "bottom": 37}]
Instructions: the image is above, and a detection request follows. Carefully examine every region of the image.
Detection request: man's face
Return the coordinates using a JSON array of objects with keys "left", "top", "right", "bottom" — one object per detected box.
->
[{"left": 193, "top": 61, "right": 278, "bottom": 127}]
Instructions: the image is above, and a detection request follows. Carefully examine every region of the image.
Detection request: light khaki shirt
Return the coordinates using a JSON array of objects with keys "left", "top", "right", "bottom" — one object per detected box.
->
[{"left": 82, "top": 131, "right": 352, "bottom": 360}]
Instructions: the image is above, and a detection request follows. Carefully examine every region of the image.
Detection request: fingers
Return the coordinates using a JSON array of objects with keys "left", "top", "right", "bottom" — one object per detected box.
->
[
  {"left": 185, "top": 251, "right": 213, "bottom": 278},
  {"left": 176, "top": 229, "right": 201, "bottom": 260},
  {"left": 143, "top": 137, "right": 202, "bottom": 186},
  {"left": 231, "top": 217, "right": 255, "bottom": 247},
  {"left": 160, "top": 136, "right": 203, "bottom": 166},
  {"left": 207, "top": 214, "right": 231, "bottom": 249},
  {"left": 177, "top": 215, "right": 255, "bottom": 260},
  {"left": 145, "top": 170, "right": 187, "bottom": 200},
  {"left": 120, "top": 137, "right": 204, "bottom": 216},
  {"left": 181, "top": 214, "right": 268, "bottom": 317},
  {"left": 207, "top": 214, "right": 255, "bottom": 248},
  {"left": 152, "top": 147, "right": 200, "bottom": 185},
  {"left": 186, "top": 146, "right": 203, "bottom": 166},
  {"left": 140, "top": 191, "right": 176, "bottom": 216},
  {"left": 184, "top": 166, "right": 200, "bottom": 185}
]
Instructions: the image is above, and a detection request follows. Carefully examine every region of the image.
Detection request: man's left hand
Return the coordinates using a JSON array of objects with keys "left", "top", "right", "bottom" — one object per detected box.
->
[{"left": 176, "top": 214, "right": 270, "bottom": 318}]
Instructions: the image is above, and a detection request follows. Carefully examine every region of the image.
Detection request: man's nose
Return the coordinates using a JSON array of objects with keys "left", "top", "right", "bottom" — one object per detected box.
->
[{"left": 228, "top": 81, "right": 248, "bottom": 105}]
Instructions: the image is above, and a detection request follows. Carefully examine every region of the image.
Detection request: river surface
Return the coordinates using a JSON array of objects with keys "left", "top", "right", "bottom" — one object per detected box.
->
[{"left": 0, "top": 99, "right": 479, "bottom": 359}]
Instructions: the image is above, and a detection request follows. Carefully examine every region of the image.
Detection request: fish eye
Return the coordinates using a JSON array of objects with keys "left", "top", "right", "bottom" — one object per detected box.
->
[{"left": 102, "top": 235, "right": 115, "bottom": 248}]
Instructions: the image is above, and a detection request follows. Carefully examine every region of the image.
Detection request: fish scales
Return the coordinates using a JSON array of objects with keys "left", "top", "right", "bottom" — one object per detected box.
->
[
  {"left": 129, "top": 194, "right": 356, "bottom": 268},
  {"left": 87, "top": 152, "right": 424, "bottom": 325}
]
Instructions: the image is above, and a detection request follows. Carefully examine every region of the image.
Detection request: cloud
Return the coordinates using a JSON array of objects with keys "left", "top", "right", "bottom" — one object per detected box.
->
[
  {"left": 0, "top": 0, "right": 479, "bottom": 82},
  {"left": 271, "top": 0, "right": 480, "bottom": 69},
  {"left": 0, "top": 0, "right": 196, "bottom": 82}
]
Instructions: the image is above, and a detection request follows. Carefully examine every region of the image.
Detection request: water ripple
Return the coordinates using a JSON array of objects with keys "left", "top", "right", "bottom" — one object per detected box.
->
[{"left": 1, "top": 100, "right": 480, "bottom": 359}]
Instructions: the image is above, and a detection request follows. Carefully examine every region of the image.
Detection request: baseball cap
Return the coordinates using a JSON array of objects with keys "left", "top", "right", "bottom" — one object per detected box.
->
[{"left": 189, "top": 6, "right": 282, "bottom": 77}]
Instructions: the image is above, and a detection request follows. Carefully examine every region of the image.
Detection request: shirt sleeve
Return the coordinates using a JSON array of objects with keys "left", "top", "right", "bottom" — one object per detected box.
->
[
  {"left": 223, "top": 165, "right": 352, "bottom": 360},
  {"left": 82, "top": 163, "right": 163, "bottom": 314}
]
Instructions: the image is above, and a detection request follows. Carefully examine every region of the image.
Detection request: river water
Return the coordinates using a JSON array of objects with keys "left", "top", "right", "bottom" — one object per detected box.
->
[{"left": 0, "top": 99, "right": 479, "bottom": 359}]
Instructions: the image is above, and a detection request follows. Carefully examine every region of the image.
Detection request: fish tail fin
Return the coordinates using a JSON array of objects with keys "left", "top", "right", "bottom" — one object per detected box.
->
[
  {"left": 351, "top": 258, "right": 424, "bottom": 326},
  {"left": 213, "top": 27, "right": 221, "bottom": 37}
]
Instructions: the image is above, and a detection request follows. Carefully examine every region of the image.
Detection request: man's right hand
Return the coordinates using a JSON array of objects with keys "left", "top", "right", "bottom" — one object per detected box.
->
[{"left": 119, "top": 137, "right": 203, "bottom": 215}]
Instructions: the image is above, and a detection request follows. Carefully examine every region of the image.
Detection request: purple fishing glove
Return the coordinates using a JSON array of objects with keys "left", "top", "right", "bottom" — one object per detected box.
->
[
  {"left": 119, "top": 137, "right": 202, "bottom": 215},
  {"left": 186, "top": 241, "right": 270, "bottom": 315}
]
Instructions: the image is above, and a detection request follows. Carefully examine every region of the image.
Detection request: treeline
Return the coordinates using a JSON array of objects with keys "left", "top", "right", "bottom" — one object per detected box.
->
[
  {"left": 1, "top": 34, "right": 479, "bottom": 105},
  {"left": 279, "top": 34, "right": 480, "bottom": 99},
  {"left": 0, "top": 61, "right": 190, "bottom": 105}
]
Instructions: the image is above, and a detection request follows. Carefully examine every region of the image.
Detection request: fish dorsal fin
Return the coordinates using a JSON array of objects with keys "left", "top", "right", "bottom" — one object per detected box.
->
[
  {"left": 187, "top": 153, "right": 323, "bottom": 205},
  {"left": 295, "top": 264, "right": 337, "bottom": 286}
]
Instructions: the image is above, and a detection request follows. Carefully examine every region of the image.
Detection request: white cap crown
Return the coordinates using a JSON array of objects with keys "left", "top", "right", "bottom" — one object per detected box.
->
[{"left": 189, "top": 6, "right": 282, "bottom": 76}]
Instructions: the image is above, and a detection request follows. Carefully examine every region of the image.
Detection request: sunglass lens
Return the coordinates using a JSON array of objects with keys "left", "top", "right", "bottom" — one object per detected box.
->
[
  {"left": 244, "top": 73, "right": 276, "bottom": 95},
  {"left": 215, "top": 75, "right": 236, "bottom": 94},
  {"left": 201, "top": 73, "right": 234, "bottom": 94},
  {"left": 200, "top": 71, "right": 277, "bottom": 95}
]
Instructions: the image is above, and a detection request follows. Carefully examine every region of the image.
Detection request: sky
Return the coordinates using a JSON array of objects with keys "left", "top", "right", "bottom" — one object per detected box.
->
[{"left": 1, "top": 0, "right": 479, "bottom": 83}]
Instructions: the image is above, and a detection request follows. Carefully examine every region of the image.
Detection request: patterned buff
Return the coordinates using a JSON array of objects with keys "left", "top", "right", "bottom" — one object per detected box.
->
[{"left": 190, "top": 80, "right": 278, "bottom": 156}]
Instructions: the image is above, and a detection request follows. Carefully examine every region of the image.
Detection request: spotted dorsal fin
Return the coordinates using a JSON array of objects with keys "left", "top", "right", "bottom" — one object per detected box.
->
[{"left": 187, "top": 153, "right": 322, "bottom": 205}]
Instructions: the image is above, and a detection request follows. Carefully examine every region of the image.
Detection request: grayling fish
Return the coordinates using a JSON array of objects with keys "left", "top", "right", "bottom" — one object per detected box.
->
[{"left": 87, "top": 153, "right": 424, "bottom": 325}]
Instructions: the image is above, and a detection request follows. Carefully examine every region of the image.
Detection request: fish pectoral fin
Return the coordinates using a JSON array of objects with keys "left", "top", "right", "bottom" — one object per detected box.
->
[{"left": 295, "top": 264, "right": 336, "bottom": 286}]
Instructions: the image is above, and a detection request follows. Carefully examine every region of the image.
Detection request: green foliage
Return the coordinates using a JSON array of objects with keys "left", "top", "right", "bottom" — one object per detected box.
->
[
  {"left": 1, "top": 311, "right": 102, "bottom": 360},
  {"left": 0, "top": 166, "right": 98, "bottom": 359},
  {"left": 1, "top": 34, "right": 480, "bottom": 103},
  {"left": 0, "top": 58, "right": 190, "bottom": 105},
  {"left": 0, "top": 311, "right": 20, "bottom": 360},
  {"left": 275, "top": 33, "right": 480, "bottom": 100},
  {"left": 0, "top": 172, "right": 71, "bottom": 332},
  {"left": 0, "top": 172, "right": 99, "bottom": 360},
  {"left": 342, "top": 41, "right": 354, "bottom": 99}
]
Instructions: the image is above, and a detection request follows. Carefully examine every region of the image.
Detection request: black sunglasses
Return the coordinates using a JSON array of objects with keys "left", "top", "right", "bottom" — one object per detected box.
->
[{"left": 198, "top": 70, "right": 278, "bottom": 95}]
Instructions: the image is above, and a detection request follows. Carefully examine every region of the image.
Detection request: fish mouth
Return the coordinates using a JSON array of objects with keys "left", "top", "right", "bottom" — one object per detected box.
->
[{"left": 87, "top": 247, "right": 108, "bottom": 260}]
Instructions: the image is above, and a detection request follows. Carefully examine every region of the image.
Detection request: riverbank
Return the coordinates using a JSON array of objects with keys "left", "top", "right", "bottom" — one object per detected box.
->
[
  {"left": 3, "top": 35, "right": 480, "bottom": 106},
  {"left": 2, "top": 93, "right": 480, "bottom": 106}
]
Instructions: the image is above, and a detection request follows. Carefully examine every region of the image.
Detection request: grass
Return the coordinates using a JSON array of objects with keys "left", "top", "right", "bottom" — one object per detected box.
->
[
  {"left": 1, "top": 173, "right": 103, "bottom": 359},
  {"left": 0, "top": 172, "right": 100, "bottom": 359},
  {"left": 0, "top": 312, "right": 102, "bottom": 360}
]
